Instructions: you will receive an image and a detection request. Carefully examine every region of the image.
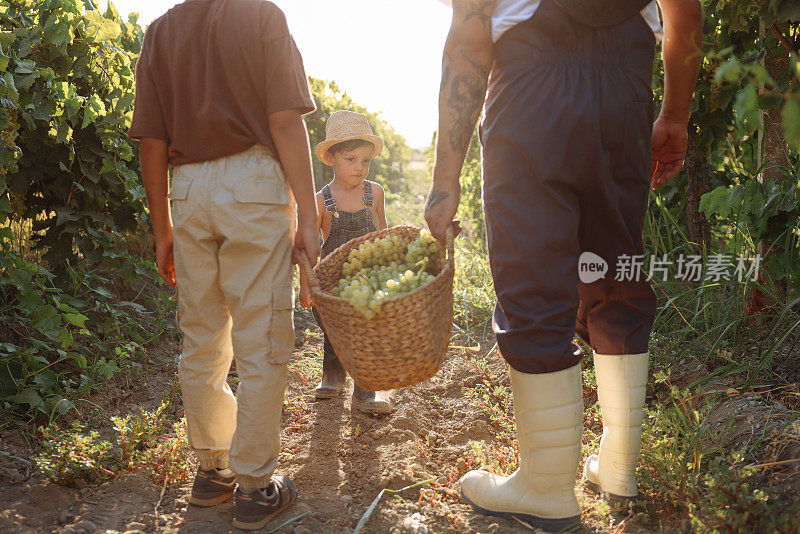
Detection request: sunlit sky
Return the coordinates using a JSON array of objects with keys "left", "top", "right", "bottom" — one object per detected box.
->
[{"left": 105, "top": 0, "right": 453, "bottom": 148}]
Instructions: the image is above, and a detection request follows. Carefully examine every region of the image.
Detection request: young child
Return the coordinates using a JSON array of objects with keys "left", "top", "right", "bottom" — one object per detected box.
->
[
  {"left": 129, "top": 1, "right": 319, "bottom": 530},
  {"left": 299, "top": 110, "right": 393, "bottom": 414}
]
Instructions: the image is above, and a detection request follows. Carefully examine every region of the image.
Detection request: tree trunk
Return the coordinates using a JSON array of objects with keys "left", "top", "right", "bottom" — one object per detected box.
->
[
  {"left": 748, "top": 24, "right": 790, "bottom": 318},
  {"left": 760, "top": 48, "right": 791, "bottom": 183},
  {"left": 684, "top": 131, "right": 710, "bottom": 253}
]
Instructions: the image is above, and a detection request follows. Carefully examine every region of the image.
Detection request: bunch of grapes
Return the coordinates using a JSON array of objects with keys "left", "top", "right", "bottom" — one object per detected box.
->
[
  {"left": 333, "top": 230, "right": 441, "bottom": 319},
  {"left": 406, "top": 230, "right": 441, "bottom": 270}
]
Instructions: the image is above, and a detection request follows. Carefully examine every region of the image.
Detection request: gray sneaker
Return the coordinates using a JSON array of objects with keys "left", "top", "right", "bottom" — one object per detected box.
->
[
  {"left": 232, "top": 475, "right": 297, "bottom": 531},
  {"left": 189, "top": 467, "right": 236, "bottom": 506}
]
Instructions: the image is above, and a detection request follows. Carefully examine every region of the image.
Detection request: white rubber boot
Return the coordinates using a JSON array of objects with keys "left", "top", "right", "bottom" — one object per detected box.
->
[
  {"left": 583, "top": 352, "right": 648, "bottom": 502},
  {"left": 460, "top": 364, "right": 583, "bottom": 532}
]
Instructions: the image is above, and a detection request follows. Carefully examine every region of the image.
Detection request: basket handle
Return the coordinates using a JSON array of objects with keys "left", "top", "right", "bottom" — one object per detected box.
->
[
  {"left": 299, "top": 251, "right": 321, "bottom": 291},
  {"left": 444, "top": 224, "right": 455, "bottom": 263}
]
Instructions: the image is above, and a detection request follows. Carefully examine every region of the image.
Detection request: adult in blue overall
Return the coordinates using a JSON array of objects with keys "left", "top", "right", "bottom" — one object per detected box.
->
[{"left": 426, "top": 0, "right": 702, "bottom": 530}]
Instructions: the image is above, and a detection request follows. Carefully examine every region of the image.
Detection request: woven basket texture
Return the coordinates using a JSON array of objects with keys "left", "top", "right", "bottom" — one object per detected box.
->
[{"left": 302, "top": 225, "right": 454, "bottom": 390}]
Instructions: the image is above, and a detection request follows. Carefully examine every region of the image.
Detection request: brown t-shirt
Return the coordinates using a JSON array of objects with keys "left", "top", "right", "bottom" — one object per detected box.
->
[{"left": 128, "top": 0, "right": 316, "bottom": 165}]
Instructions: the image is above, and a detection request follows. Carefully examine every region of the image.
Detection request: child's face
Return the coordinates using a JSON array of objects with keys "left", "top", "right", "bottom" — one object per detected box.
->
[{"left": 329, "top": 145, "right": 373, "bottom": 186}]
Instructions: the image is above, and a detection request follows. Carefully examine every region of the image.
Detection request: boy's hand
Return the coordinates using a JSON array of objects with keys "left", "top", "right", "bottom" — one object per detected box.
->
[
  {"left": 138, "top": 137, "right": 175, "bottom": 286},
  {"left": 156, "top": 233, "right": 176, "bottom": 288},
  {"left": 299, "top": 279, "right": 313, "bottom": 308},
  {"left": 650, "top": 115, "right": 689, "bottom": 189},
  {"left": 424, "top": 185, "right": 462, "bottom": 242},
  {"left": 298, "top": 258, "right": 314, "bottom": 307}
]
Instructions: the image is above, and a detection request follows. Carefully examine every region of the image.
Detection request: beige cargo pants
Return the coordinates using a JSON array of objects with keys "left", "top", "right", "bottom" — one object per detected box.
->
[{"left": 169, "top": 145, "right": 294, "bottom": 490}]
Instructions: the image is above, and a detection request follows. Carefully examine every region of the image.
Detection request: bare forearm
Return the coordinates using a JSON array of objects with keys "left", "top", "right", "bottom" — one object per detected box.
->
[
  {"left": 659, "top": 0, "right": 703, "bottom": 123},
  {"left": 269, "top": 110, "right": 317, "bottom": 225},
  {"left": 139, "top": 137, "right": 171, "bottom": 241},
  {"left": 432, "top": 0, "right": 495, "bottom": 192}
]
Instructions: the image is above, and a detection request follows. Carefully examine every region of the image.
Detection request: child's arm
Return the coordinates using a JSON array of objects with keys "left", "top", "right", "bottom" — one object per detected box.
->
[
  {"left": 139, "top": 137, "right": 175, "bottom": 288},
  {"left": 268, "top": 109, "right": 320, "bottom": 266},
  {"left": 374, "top": 182, "right": 388, "bottom": 230},
  {"left": 298, "top": 193, "right": 324, "bottom": 307}
]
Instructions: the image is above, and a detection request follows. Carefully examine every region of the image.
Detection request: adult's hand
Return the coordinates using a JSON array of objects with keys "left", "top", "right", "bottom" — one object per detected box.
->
[
  {"left": 653, "top": 0, "right": 702, "bottom": 188},
  {"left": 428, "top": 0, "right": 495, "bottom": 242},
  {"left": 650, "top": 116, "right": 688, "bottom": 189},
  {"left": 424, "top": 185, "right": 462, "bottom": 242},
  {"left": 156, "top": 233, "right": 176, "bottom": 288},
  {"left": 292, "top": 218, "right": 320, "bottom": 267}
]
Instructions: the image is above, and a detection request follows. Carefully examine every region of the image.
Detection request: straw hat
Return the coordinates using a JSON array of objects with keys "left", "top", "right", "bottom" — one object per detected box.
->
[{"left": 314, "top": 110, "right": 384, "bottom": 165}]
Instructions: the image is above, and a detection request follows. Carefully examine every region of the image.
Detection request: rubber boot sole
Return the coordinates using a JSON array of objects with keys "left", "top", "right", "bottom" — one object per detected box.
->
[
  {"left": 460, "top": 489, "right": 580, "bottom": 532},
  {"left": 584, "top": 479, "right": 637, "bottom": 506},
  {"left": 189, "top": 491, "right": 234, "bottom": 507},
  {"left": 314, "top": 386, "right": 344, "bottom": 400},
  {"left": 350, "top": 396, "right": 392, "bottom": 414}
]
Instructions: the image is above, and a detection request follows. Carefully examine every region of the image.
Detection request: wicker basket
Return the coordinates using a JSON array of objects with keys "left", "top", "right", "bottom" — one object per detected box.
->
[{"left": 300, "top": 225, "right": 454, "bottom": 391}]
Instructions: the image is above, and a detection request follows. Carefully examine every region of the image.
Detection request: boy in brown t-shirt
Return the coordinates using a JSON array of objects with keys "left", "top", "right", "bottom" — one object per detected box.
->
[{"left": 129, "top": 0, "right": 319, "bottom": 529}]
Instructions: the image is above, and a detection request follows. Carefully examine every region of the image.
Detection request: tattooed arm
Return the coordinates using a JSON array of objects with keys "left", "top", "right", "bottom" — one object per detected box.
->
[{"left": 425, "top": 0, "right": 496, "bottom": 241}]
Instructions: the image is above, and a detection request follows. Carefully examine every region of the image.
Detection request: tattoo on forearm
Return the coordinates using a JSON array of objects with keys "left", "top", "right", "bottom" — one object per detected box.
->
[
  {"left": 440, "top": 51, "right": 454, "bottom": 92},
  {"left": 461, "top": 0, "right": 493, "bottom": 27},
  {"left": 425, "top": 191, "right": 450, "bottom": 213},
  {"left": 437, "top": 7, "right": 492, "bottom": 162},
  {"left": 460, "top": 49, "right": 490, "bottom": 80},
  {"left": 447, "top": 70, "right": 486, "bottom": 151}
]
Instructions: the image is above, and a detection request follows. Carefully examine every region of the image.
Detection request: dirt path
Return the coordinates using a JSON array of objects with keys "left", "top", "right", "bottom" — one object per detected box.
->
[{"left": 0, "top": 309, "right": 660, "bottom": 534}]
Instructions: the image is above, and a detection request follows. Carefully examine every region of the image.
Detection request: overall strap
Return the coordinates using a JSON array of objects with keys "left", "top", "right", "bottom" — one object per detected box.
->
[
  {"left": 322, "top": 185, "right": 338, "bottom": 213},
  {"left": 362, "top": 182, "right": 374, "bottom": 207}
]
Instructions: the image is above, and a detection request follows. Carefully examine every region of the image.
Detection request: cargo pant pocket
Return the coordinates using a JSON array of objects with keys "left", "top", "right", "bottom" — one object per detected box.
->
[
  {"left": 168, "top": 175, "right": 195, "bottom": 227},
  {"left": 267, "top": 284, "right": 295, "bottom": 364}
]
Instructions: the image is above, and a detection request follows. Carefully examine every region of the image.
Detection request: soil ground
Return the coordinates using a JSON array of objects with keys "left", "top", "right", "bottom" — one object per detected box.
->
[{"left": 1, "top": 306, "right": 798, "bottom": 534}]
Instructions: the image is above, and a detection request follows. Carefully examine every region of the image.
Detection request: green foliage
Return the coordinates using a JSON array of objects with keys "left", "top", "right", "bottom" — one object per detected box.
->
[
  {"left": 699, "top": 176, "right": 798, "bottom": 237},
  {"left": 305, "top": 78, "right": 411, "bottom": 194},
  {"left": 36, "top": 421, "right": 116, "bottom": 485},
  {"left": 649, "top": 0, "right": 800, "bottom": 296},
  {"left": 691, "top": 0, "right": 800, "bottom": 149},
  {"left": 1, "top": 171, "right": 175, "bottom": 421},
  {"left": 638, "top": 388, "right": 799, "bottom": 533},
  {"left": 452, "top": 237, "right": 494, "bottom": 337},
  {"left": 0, "top": 249, "right": 176, "bottom": 420},
  {"left": 0, "top": 0, "right": 145, "bottom": 270},
  {"left": 688, "top": 456, "right": 798, "bottom": 533},
  {"left": 0, "top": 0, "right": 177, "bottom": 424},
  {"left": 456, "top": 129, "right": 483, "bottom": 241},
  {"left": 36, "top": 400, "right": 193, "bottom": 486},
  {"left": 710, "top": 49, "right": 800, "bottom": 148},
  {"left": 699, "top": 177, "right": 800, "bottom": 287}
]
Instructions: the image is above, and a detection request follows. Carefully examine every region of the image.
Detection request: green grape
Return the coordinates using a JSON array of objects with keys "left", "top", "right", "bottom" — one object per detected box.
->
[{"left": 333, "top": 230, "right": 442, "bottom": 318}]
